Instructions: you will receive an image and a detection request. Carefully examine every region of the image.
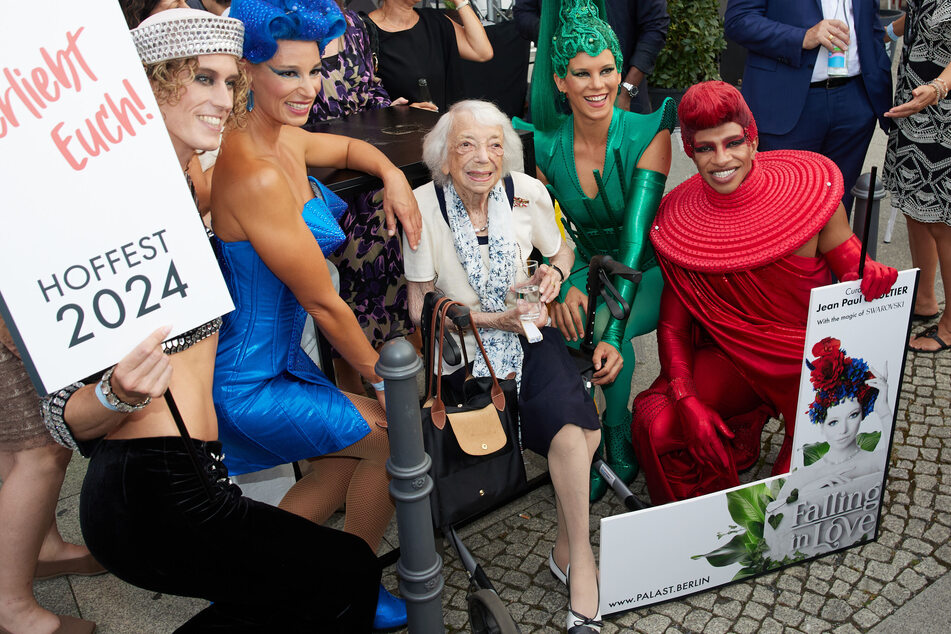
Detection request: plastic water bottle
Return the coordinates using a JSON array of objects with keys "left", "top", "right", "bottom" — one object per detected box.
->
[{"left": 828, "top": 0, "right": 848, "bottom": 77}]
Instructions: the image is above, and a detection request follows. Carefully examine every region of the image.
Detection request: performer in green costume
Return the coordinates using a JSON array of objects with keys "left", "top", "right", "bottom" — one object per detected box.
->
[{"left": 515, "top": 0, "right": 675, "bottom": 501}]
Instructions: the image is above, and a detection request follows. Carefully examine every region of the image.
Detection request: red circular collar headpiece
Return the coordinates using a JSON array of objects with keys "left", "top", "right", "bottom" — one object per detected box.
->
[{"left": 650, "top": 150, "right": 843, "bottom": 273}]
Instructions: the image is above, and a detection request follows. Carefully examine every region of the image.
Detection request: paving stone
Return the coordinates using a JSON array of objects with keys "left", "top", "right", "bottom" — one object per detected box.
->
[
  {"left": 867, "top": 595, "right": 896, "bottom": 618},
  {"left": 650, "top": 602, "right": 688, "bottom": 621},
  {"left": 801, "top": 615, "right": 834, "bottom": 633},
  {"left": 805, "top": 576, "right": 831, "bottom": 595},
  {"left": 751, "top": 586, "right": 776, "bottom": 605},
  {"left": 733, "top": 616, "right": 760, "bottom": 634},
  {"left": 743, "top": 601, "right": 768, "bottom": 621},
  {"left": 719, "top": 583, "right": 752, "bottom": 602},
  {"left": 904, "top": 518, "right": 926, "bottom": 538},
  {"left": 914, "top": 556, "right": 949, "bottom": 577},
  {"left": 703, "top": 616, "right": 733, "bottom": 634},
  {"left": 903, "top": 536, "right": 935, "bottom": 556},
  {"left": 711, "top": 598, "right": 742, "bottom": 620},
  {"left": 833, "top": 565, "right": 862, "bottom": 585},
  {"left": 852, "top": 607, "right": 881, "bottom": 630},
  {"left": 760, "top": 616, "right": 784, "bottom": 634},
  {"left": 934, "top": 543, "right": 951, "bottom": 565},
  {"left": 773, "top": 604, "right": 805, "bottom": 627},
  {"left": 685, "top": 592, "right": 715, "bottom": 610},
  {"left": 862, "top": 540, "right": 894, "bottom": 561},
  {"left": 821, "top": 598, "right": 852, "bottom": 622},
  {"left": 865, "top": 560, "right": 900, "bottom": 583},
  {"left": 810, "top": 562, "right": 835, "bottom": 580},
  {"left": 777, "top": 575, "right": 803, "bottom": 593},
  {"left": 831, "top": 623, "right": 862, "bottom": 634},
  {"left": 631, "top": 614, "right": 671, "bottom": 634},
  {"left": 682, "top": 608, "right": 712, "bottom": 631}
]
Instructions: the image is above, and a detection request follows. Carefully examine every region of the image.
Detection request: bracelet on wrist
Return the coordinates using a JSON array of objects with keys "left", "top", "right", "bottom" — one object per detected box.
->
[
  {"left": 371, "top": 379, "right": 385, "bottom": 392},
  {"left": 552, "top": 264, "right": 565, "bottom": 281},
  {"left": 41, "top": 382, "right": 84, "bottom": 450},
  {"left": 932, "top": 77, "right": 948, "bottom": 100},
  {"left": 97, "top": 366, "right": 151, "bottom": 413},
  {"left": 886, "top": 22, "right": 899, "bottom": 42},
  {"left": 454, "top": 0, "right": 471, "bottom": 9}
]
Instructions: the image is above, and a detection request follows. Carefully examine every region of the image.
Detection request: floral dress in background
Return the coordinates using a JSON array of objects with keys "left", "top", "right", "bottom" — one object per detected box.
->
[{"left": 304, "top": 9, "right": 414, "bottom": 347}]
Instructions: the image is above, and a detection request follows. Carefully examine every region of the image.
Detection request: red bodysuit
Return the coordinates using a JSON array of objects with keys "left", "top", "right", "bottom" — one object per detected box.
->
[{"left": 631, "top": 151, "right": 841, "bottom": 504}]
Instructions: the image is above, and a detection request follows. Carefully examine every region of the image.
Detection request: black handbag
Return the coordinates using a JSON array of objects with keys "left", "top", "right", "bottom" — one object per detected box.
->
[{"left": 421, "top": 297, "right": 526, "bottom": 530}]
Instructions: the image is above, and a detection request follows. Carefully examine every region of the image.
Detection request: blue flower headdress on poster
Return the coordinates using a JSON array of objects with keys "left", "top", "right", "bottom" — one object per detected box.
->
[{"left": 805, "top": 337, "right": 879, "bottom": 425}]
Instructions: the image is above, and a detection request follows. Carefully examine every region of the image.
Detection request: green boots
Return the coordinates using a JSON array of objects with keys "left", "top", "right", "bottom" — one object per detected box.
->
[{"left": 590, "top": 415, "right": 638, "bottom": 502}]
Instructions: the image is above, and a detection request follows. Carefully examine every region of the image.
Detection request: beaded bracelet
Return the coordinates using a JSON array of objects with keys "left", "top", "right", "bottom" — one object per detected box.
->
[
  {"left": 41, "top": 382, "right": 84, "bottom": 450},
  {"left": 932, "top": 77, "right": 948, "bottom": 100}
]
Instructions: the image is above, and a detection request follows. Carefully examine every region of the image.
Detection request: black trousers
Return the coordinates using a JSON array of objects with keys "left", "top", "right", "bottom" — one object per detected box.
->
[{"left": 79, "top": 437, "right": 379, "bottom": 633}]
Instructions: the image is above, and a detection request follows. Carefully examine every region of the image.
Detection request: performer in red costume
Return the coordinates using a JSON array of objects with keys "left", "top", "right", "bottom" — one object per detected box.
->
[{"left": 631, "top": 81, "right": 898, "bottom": 505}]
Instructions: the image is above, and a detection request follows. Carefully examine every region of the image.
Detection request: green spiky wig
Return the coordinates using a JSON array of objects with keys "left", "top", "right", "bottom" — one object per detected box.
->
[{"left": 531, "top": 0, "right": 622, "bottom": 132}]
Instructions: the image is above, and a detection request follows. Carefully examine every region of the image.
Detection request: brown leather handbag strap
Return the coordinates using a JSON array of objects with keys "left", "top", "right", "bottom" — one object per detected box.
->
[
  {"left": 462, "top": 312, "right": 506, "bottom": 412},
  {"left": 428, "top": 298, "right": 459, "bottom": 430}
]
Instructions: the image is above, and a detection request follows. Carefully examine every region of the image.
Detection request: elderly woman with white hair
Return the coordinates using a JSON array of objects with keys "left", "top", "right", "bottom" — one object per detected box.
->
[{"left": 404, "top": 99, "right": 615, "bottom": 633}]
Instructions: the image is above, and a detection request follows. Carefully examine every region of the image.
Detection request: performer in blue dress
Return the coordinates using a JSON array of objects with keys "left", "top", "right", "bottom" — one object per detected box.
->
[{"left": 211, "top": 1, "right": 423, "bottom": 629}]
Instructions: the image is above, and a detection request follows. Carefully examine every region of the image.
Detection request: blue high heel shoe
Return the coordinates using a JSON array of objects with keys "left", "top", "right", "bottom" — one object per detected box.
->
[{"left": 373, "top": 583, "right": 408, "bottom": 631}]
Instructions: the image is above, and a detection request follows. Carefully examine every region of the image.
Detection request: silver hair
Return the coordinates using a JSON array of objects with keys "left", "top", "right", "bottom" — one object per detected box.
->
[{"left": 422, "top": 100, "right": 524, "bottom": 186}]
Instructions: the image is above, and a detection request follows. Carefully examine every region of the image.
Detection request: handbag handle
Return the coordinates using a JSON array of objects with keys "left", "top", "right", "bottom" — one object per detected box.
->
[{"left": 425, "top": 298, "right": 506, "bottom": 430}]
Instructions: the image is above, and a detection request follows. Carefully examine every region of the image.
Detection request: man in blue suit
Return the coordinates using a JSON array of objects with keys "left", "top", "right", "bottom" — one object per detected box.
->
[{"left": 725, "top": 0, "right": 892, "bottom": 213}]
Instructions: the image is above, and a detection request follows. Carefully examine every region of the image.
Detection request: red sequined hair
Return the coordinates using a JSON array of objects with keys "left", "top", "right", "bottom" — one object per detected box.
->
[{"left": 678, "top": 81, "right": 758, "bottom": 158}]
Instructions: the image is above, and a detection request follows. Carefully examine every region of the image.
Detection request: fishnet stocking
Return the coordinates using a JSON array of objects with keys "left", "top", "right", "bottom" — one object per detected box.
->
[{"left": 278, "top": 394, "right": 394, "bottom": 551}]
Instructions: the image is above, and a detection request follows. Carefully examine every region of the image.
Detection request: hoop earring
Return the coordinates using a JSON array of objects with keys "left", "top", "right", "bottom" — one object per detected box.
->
[{"left": 247, "top": 90, "right": 254, "bottom": 112}]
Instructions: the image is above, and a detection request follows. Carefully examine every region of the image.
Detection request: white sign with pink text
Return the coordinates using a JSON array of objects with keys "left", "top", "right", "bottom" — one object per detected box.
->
[{"left": 0, "top": 0, "right": 233, "bottom": 393}]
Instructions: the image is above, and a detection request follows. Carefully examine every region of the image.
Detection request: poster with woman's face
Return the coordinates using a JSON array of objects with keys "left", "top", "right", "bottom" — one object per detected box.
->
[
  {"left": 599, "top": 270, "right": 917, "bottom": 616},
  {"left": 762, "top": 269, "right": 917, "bottom": 562}
]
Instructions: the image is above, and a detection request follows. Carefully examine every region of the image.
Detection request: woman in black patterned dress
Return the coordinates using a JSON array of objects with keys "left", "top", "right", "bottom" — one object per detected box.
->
[{"left": 884, "top": 1, "right": 951, "bottom": 352}]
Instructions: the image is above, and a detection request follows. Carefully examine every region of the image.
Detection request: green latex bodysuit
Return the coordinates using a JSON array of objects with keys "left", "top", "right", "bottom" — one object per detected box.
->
[{"left": 517, "top": 100, "right": 676, "bottom": 498}]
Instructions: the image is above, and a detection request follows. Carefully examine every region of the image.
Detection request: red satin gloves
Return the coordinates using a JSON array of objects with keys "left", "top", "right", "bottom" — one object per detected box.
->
[
  {"left": 824, "top": 235, "right": 899, "bottom": 301},
  {"left": 657, "top": 288, "right": 734, "bottom": 471}
]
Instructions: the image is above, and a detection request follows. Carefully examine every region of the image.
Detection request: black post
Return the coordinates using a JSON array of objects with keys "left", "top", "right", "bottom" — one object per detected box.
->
[{"left": 857, "top": 167, "right": 878, "bottom": 278}]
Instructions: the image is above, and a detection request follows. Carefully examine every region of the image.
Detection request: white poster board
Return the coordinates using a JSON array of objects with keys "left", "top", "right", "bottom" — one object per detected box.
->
[
  {"left": 0, "top": 1, "right": 233, "bottom": 393},
  {"left": 599, "top": 269, "right": 917, "bottom": 615}
]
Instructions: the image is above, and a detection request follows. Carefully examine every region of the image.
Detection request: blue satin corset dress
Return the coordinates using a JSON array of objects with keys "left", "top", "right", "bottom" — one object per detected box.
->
[{"left": 213, "top": 178, "right": 370, "bottom": 475}]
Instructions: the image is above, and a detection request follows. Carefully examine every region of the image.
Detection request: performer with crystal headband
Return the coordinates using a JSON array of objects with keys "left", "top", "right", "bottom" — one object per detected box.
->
[
  {"left": 515, "top": 0, "right": 675, "bottom": 503},
  {"left": 38, "top": 10, "right": 380, "bottom": 630},
  {"left": 631, "top": 81, "right": 898, "bottom": 505}
]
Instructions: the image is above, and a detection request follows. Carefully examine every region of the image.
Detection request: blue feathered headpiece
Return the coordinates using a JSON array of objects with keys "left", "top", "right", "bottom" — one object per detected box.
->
[{"left": 231, "top": 0, "right": 346, "bottom": 63}]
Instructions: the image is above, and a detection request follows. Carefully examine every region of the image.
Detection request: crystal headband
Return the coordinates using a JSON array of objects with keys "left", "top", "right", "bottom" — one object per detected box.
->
[{"left": 132, "top": 8, "right": 245, "bottom": 65}]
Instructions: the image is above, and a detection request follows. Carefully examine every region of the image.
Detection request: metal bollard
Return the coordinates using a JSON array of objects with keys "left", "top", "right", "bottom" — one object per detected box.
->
[
  {"left": 851, "top": 171, "right": 885, "bottom": 261},
  {"left": 376, "top": 338, "right": 445, "bottom": 633}
]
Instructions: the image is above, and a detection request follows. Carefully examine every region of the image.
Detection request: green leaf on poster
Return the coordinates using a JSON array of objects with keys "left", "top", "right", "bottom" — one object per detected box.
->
[
  {"left": 726, "top": 484, "right": 767, "bottom": 533},
  {"left": 691, "top": 533, "right": 748, "bottom": 567},
  {"left": 767, "top": 513, "right": 784, "bottom": 530},
  {"left": 857, "top": 431, "right": 881, "bottom": 452},
  {"left": 803, "top": 442, "right": 830, "bottom": 466}
]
